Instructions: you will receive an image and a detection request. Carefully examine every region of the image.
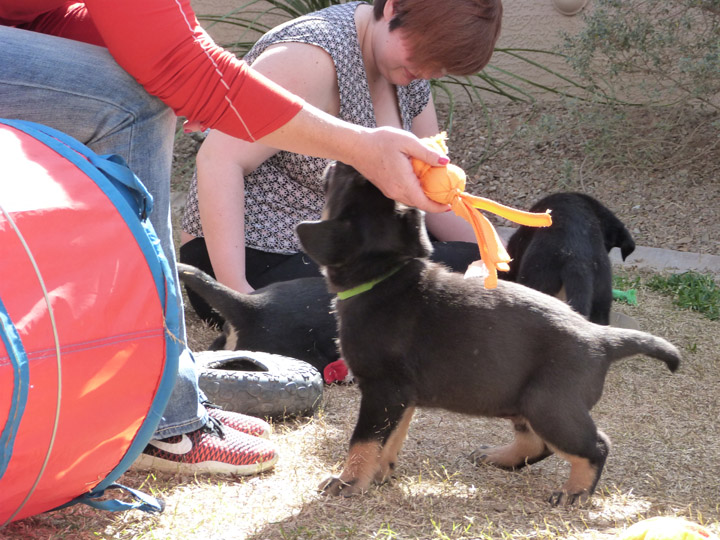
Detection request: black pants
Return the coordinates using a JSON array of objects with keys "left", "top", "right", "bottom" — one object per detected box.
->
[{"left": 179, "top": 236, "right": 480, "bottom": 326}]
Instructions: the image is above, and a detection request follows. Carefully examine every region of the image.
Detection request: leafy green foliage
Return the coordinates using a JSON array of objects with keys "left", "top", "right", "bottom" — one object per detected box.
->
[
  {"left": 433, "top": 48, "right": 601, "bottom": 105},
  {"left": 200, "top": 0, "right": 720, "bottom": 118},
  {"left": 646, "top": 271, "right": 720, "bottom": 320},
  {"left": 197, "top": 0, "right": 607, "bottom": 133},
  {"left": 560, "top": 0, "right": 720, "bottom": 109},
  {"left": 197, "top": 0, "right": 347, "bottom": 55},
  {"left": 613, "top": 273, "right": 642, "bottom": 291}
]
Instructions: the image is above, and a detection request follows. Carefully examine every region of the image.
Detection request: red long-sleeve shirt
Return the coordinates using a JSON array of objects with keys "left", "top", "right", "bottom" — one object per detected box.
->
[{"left": 0, "top": 0, "right": 303, "bottom": 141}]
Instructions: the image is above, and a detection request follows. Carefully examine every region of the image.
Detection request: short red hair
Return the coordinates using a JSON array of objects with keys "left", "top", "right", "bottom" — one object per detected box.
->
[{"left": 373, "top": 0, "right": 503, "bottom": 76}]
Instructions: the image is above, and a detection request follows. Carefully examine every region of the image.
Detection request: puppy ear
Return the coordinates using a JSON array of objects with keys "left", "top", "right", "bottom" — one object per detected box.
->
[
  {"left": 618, "top": 229, "right": 636, "bottom": 261},
  {"left": 321, "top": 161, "right": 339, "bottom": 194},
  {"left": 596, "top": 201, "right": 636, "bottom": 260},
  {"left": 296, "top": 219, "right": 358, "bottom": 266},
  {"left": 397, "top": 206, "right": 433, "bottom": 258},
  {"left": 604, "top": 219, "right": 636, "bottom": 261}
]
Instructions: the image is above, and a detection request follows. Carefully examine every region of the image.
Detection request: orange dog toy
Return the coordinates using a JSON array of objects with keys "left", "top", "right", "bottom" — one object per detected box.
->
[{"left": 412, "top": 133, "right": 552, "bottom": 288}]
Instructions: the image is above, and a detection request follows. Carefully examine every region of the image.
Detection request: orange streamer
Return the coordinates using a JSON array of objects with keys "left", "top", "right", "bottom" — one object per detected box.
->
[{"left": 412, "top": 133, "right": 552, "bottom": 288}]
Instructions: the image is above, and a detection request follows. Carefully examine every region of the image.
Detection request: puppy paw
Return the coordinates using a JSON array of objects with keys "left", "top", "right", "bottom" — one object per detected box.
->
[
  {"left": 374, "top": 461, "right": 396, "bottom": 484},
  {"left": 469, "top": 447, "right": 491, "bottom": 465},
  {"left": 548, "top": 489, "right": 591, "bottom": 506},
  {"left": 470, "top": 444, "right": 552, "bottom": 471},
  {"left": 469, "top": 446, "right": 520, "bottom": 471},
  {"left": 318, "top": 476, "right": 362, "bottom": 497}
]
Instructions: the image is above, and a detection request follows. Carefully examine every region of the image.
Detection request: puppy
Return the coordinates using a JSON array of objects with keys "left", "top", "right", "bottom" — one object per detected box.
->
[
  {"left": 504, "top": 192, "right": 635, "bottom": 325},
  {"left": 177, "top": 263, "right": 338, "bottom": 373},
  {"left": 296, "top": 162, "right": 679, "bottom": 505}
]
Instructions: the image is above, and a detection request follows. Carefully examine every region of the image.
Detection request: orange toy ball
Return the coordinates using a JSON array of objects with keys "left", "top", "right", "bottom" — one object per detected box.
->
[
  {"left": 619, "top": 517, "right": 718, "bottom": 540},
  {"left": 417, "top": 164, "right": 467, "bottom": 206}
]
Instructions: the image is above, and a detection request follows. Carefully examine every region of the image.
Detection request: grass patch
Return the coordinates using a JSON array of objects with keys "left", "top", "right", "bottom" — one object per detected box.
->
[
  {"left": 646, "top": 272, "right": 720, "bottom": 321},
  {"left": 613, "top": 274, "right": 642, "bottom": 291},
  {"left": 614, "top": 270, "right": 720, "bottom": 321}
]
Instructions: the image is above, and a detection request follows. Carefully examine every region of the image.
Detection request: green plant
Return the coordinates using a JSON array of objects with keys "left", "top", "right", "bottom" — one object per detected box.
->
[
  {"left": 646, "top": 271, "right": 720, "bottom": 320},
  {"left": 560, "top": 0, "right": 720, "bottom": 109},
  {"left": 195, "top": 0, "right": 720, "bottom": 174},
  {"left": 202, "top": 2, "right": 604, "bottom": 102},
  {"left": 375, "top": 523, "right": 399, "bottom": 539},
  {"left": 198, "top": 0, "right": 342, "bottom": 54},
  {"left": 613, "top": 273, "right": 642, "bottom": 291},
  {"left": 432, "top": 48, "right": 604, "bottom": 105},
  {"left": 197, "top": 0, "right": 608, "bottom": 136}
]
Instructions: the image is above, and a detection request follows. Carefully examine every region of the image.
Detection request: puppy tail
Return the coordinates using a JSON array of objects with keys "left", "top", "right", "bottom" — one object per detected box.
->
[
  {"left": 604, "top": 328, "right": 681, "bottom": 373},
  {"left": 176, "top": 262, "right": 254, "bottom": 320}
]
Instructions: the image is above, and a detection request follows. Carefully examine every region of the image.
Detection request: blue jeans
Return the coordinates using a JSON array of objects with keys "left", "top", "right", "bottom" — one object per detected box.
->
[{"left": 0, "top": 26, "right": 207, "bottom": 438}]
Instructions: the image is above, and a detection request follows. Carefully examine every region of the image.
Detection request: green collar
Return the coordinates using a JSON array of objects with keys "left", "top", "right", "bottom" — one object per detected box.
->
[{"left": 336, "top": 265, "right": 405, "bottom": 301}]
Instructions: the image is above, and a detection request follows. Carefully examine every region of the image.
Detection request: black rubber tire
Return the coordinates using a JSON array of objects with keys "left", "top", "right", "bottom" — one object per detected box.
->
[{"left": 195, "top": 350, "right": 323, "bottom": 419}]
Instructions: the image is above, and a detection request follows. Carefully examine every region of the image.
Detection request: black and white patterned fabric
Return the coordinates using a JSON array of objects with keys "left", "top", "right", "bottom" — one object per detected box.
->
[{"left": 181, "top": 1, "right": 431, "bottom": 254}]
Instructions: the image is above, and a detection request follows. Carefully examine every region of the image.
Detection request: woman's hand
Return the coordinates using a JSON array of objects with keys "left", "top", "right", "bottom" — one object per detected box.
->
[{"left": 348, "top": 126, "right": 451, "bottom": 213}]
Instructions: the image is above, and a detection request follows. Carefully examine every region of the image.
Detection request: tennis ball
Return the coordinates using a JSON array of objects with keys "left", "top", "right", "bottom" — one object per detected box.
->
[{"left": 619, "top": 517, "right": 718, "bottom": 540}]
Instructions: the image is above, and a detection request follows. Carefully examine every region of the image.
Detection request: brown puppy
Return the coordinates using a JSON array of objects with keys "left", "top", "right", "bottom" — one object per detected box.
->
[{"left": 296, "top": 162, "right": 680, "bottom": 506}]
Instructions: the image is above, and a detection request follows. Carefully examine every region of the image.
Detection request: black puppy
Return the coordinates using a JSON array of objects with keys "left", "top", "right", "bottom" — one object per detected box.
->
[
  {"left": 296, "top": 162, "right": 679, "bottom": 505},
  {"left": 177, "top": 263, "right": 338, "bottom": 373},
  {"left": 504, "top": 192, "right": 635, "bottom": 325}
]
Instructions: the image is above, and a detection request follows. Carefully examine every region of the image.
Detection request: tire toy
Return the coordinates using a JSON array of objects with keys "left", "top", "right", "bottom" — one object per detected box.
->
[{"left": 195, "top": 350, "right": 323, "bottom": 419}]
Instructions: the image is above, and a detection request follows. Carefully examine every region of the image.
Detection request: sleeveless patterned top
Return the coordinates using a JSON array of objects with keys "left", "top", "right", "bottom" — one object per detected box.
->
[{"left": 181, "top": 1, "right": 431, "bottom": 254}]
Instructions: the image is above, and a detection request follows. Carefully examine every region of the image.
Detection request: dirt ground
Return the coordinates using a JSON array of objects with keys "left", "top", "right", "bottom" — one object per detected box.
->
[
  {"left": 439, "top": 101, "right": 720, "bottom": 257},
  {"left": 5, "top": 282, "right": 719, "bottom": 540}
]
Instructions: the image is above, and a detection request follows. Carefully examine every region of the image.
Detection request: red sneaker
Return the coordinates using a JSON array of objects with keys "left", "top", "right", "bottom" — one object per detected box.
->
[
  {"left": 206, "top": 406, "right": 271, "bottom": 439},
  {"left": 133, "top": 418, "right": 278, "bottom": 475}
]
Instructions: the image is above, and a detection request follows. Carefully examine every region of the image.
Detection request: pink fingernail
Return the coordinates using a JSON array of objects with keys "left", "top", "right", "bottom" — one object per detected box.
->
[{"left": 438, "top": 157, "right": 450, "bottom": 165}]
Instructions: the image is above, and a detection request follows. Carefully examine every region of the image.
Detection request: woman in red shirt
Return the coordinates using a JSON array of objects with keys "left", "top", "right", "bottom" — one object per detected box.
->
[{"left": 0, "top": 0, "right": 450, "bottom": 475}]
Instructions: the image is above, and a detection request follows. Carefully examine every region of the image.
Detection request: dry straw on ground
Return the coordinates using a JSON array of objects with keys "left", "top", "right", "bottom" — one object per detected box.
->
[{"left": 4, "top": 274, "right": 719, "bottom": 540}]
